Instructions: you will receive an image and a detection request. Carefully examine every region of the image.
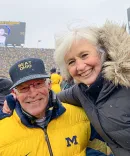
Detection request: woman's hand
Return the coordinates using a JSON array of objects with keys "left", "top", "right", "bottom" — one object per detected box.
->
[{"left": 2, "top": 93, "right": 16, "bottom": 114}]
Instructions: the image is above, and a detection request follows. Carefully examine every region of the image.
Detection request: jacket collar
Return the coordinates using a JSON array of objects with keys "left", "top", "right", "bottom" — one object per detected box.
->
[
  {"left": 79, "top": 73, "right": 119, "bottom": 104},
  {"left": 79, "top": 74, "right": 104, "bottom": 103}
]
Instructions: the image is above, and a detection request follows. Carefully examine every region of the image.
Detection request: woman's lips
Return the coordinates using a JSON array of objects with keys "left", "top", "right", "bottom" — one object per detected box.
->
[{"left": 80, "top": 68, "right": 93, "bottom": 77}]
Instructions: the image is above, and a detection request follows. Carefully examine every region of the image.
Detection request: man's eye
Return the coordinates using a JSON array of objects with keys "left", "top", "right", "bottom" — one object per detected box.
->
[
  {"left": 35, "top": 82, "right": 43, "bottom": 86},
  {"left": 20, "top": 86, "right": 28, "bottom": 91},
  {"left": 37, "top": 82, "right": 42, "bottom": 85}
]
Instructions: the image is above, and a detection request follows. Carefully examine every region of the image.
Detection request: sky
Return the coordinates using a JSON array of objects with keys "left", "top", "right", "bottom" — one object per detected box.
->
[{"left": 0, "top": 0, "right": 130, "bottom": 48}]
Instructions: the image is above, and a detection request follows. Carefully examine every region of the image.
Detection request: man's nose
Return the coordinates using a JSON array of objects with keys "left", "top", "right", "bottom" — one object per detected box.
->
[{"left": 28, "top": 86, "right": 38, "bottom": 97}]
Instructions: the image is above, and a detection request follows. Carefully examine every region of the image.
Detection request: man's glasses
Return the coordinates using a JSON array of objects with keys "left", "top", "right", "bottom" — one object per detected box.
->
[{"left": 16, "top": 79, "right": 46, "bottom": 93}]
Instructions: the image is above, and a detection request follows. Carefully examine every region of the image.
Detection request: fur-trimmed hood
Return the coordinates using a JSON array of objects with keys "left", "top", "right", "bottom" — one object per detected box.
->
[{"left": 98, "top": 22, "right": 130, "bottom": 87}]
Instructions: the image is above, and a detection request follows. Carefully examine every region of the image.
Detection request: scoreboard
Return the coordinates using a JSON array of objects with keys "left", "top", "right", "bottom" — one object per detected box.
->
[{"left": 0, "top": 21, "right": 26, "bottom": 46}]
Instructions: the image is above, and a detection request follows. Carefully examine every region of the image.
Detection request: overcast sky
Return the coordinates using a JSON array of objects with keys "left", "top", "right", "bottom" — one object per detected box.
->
[{"left": 0, "top": 0, "right": 130, "bottom": 48}]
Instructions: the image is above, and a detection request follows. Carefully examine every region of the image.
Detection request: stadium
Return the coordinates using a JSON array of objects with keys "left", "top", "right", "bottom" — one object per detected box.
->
[
  {"left": 0, "top": 5, "right": 130, "bottom": 156},
  {"left": 0, "top": 21, "right": 56, "bottom": 77}
]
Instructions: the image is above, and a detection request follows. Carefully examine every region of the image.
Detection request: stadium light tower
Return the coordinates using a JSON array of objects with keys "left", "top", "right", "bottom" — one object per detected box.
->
[
  {"left": 127, "top": 7, "right": 130, "bottom": 33},
  {"left": 37, "top": 40, "right": 42, "bottom": 48}
]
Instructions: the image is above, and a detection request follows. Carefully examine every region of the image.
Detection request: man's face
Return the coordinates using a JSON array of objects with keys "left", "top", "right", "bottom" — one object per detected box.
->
[{"left": 14, "top": 79, "right": 49, "bottom": 118}]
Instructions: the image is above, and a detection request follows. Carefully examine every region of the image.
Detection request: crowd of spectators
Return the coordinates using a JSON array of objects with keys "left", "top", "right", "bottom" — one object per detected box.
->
[{"left": 0, "top": 47, "right": 57, "bottom": 77}]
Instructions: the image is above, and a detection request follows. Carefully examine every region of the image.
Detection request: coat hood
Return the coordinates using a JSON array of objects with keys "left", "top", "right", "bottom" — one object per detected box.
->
[{"left": 96, "top": 22, "right": 130, "bottom": 87}]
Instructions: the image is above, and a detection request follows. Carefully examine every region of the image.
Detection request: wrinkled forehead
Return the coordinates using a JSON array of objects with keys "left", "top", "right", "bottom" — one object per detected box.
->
[{"left": 18, "top": 78, "right": 46, "bottom": 86}]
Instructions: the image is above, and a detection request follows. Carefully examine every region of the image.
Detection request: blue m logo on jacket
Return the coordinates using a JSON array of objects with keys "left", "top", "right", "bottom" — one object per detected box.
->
[{"left": 65, "top": 136, "right": 78, "bottom": 147}]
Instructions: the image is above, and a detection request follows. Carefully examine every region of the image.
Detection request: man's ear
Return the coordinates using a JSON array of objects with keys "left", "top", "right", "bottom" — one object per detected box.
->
[
  {"left": 46, "top": 79, "right": 51, "bottom": 90},
  {"left": 48, "top": 82, "right": 51, "bottom": 90},
  {"left": 11, "top": 89, "right": 17, "bottom": 97},
  {"left": 11, "top": 89, "right": 15, "bottom": 93}
]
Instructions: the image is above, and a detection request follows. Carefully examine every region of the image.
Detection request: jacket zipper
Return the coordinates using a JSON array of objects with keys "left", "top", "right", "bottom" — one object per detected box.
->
[{"left": 43, "top": 127, "right": 53, "bottom": 156}]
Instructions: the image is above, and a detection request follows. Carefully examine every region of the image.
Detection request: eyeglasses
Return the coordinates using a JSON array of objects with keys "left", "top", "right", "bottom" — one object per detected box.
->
[{"left": 16, "top": 79, "right": 46, "bottom": 93}]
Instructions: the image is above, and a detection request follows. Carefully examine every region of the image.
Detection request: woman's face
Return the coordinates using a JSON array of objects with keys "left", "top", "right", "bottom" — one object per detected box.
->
[{"left": 64, "top": 39, "right": 102, "bottom": 86}]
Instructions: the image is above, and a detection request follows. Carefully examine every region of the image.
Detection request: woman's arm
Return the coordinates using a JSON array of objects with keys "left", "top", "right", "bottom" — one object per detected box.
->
[{"left": 57, "top": 85, "right": 82, "bottom": 107}]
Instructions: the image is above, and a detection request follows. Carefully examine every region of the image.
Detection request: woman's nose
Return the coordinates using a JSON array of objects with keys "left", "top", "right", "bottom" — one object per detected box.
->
[{"left": 76, "top": 59, "right": 86, "bottom": 71}]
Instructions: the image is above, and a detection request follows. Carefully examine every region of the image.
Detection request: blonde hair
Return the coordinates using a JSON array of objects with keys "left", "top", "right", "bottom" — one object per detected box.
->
[{"left": 54, "top": 26, "right": 106, "bottom": 79}]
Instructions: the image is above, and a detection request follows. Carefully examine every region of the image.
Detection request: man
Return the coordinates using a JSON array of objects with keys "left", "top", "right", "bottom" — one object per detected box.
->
[
  {"left": 0, "top": 58, "right": 89, "bottom": 156},
  {"left": 0, "top": 58, "right": 111, "bottom": 156}
]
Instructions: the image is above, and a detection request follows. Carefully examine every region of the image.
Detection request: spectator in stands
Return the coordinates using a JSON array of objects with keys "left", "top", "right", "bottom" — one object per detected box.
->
[
  {"left": 57, "top": 71, "right": 63, "bottom": 83},
  {"left": 0, "top": 47, "right": 56, "bottom": 78},
  {"left": 50, "top": 68, "right": 61, "bottom": 93},
  {"left": 60, "top": 76, "right": 74, "bottom": 90},
  {"left": 0, "top": 76, "right": 12, "bottom": 109}
]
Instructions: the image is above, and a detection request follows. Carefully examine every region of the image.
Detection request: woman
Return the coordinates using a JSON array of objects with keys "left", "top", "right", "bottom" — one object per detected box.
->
[{"left": 54, "top": 21, "right": 130, "bottom": 156}]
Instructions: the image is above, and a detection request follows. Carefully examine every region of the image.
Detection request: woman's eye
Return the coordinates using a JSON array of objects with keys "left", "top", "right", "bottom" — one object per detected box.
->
[
  {"left": 81, "top": 54, "right": 88, "bottom": 58},
  {"left": 68, "top": 60, "right": 75, "bottom": 65}
]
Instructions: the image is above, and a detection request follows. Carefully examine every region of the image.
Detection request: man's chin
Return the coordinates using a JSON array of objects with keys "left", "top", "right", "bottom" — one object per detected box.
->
[{"left": 30, "top": 110, "right": 45, "bottom": 118}]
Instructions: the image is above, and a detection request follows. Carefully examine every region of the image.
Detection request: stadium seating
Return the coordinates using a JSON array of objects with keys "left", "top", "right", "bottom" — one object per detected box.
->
[{"left": 0, "top": 47, "right": 56, "bottom": 78}]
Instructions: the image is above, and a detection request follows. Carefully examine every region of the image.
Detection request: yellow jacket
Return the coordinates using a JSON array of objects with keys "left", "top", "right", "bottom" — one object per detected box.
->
[
  {"left": 50, "top": 73, "right": 61, "bottom": 93},
  {"left": 0, "top": 104, "right": 90, "bottom": 156}
]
